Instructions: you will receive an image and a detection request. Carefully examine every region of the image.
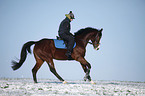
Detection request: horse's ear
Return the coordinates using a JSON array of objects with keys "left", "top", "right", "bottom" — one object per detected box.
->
[
  {"left": 98, "top": 28, "right": 103, "bottom": 37},
  {"left": 100, "top": 28, "right": 103, "bottom": 32}
]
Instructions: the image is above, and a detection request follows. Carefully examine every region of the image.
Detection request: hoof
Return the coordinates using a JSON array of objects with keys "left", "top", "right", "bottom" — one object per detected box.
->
[
  {"left": 90, "top": 80, "right": 96, "bottom": 84},
  {"left": 63, "top": 81, "right": 67, "bottom": 84},
  {"left": 34, "top": 81, "right": 38, "bottom": 83}
]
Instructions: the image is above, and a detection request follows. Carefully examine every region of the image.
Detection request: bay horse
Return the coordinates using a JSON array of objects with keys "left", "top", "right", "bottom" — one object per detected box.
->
[{"left": 12, "top": 27, "right": 103, "bottom": 84}]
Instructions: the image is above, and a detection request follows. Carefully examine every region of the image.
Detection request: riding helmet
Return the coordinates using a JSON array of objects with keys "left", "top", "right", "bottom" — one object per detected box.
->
[{"left": 69, "top": 11, "right": 75, "bottom": 19}]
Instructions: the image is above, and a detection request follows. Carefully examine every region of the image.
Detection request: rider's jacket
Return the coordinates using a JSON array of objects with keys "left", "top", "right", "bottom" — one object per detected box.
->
[{"left": 58, "top": 17, "right": 71, "bottom": 35}]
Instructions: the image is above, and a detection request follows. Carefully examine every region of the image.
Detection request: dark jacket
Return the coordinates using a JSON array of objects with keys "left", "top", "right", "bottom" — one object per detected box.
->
[{"left": 58, "top": 17, "right": 71, "bottom": 35}]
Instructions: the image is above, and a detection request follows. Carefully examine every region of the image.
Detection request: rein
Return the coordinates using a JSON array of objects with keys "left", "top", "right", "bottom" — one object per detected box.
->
[
  {"left": 77, "top": 39, "right": 100, "bottom": 45},
  {"left": 78, "top": 39, "right": 93, "bottom": 45},
  {"left": 88, "top": 41, "right": 93, "bottom": 45},
  {"left": 86, "top": 41, "right": 100, "bottom": 45}
]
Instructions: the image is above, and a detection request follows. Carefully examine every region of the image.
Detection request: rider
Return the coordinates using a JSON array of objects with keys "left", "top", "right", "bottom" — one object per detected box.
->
[{"left": 58, "top": 11, "right": 75, "bottom": 59}]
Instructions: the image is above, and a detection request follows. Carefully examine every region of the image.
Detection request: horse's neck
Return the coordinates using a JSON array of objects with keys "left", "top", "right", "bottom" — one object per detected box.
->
[{"left": 75, "top": 32, "right": 94, "bottom": 47}]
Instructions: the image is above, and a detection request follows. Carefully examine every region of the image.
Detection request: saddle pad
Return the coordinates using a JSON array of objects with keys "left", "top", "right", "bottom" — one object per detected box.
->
[{"left": 53, "top": 39, "right": 76, "bottom": 49}]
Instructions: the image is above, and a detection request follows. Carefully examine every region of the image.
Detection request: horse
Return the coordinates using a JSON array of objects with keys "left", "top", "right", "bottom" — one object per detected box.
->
[{"left": 12, "top": 27, "right": 103, "bottom": 84}]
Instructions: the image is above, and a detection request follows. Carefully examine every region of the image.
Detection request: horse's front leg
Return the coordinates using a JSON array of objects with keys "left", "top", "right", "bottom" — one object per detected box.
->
[
  {"left": 81, "top": 63, "right": 91, "bottom": 81},
  {"left": 84, "top": 67, "right": 91, "bottom": 81},
  {"left": 77, "top": 57, "right": 92, "bottom": 81},
  {"left": 81, "top": 62, "right": 96, "bottom": 84}
]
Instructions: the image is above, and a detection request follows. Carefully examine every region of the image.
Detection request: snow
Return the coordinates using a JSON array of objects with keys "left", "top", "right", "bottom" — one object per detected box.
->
[{"left": 0, "top": 78, "right": 145, "bottom": 96}]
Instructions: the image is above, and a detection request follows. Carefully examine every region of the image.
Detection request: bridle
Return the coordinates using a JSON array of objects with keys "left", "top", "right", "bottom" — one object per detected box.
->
[
  {"left": 75, "top": 31, "right": 101, "bottom": 46},
  {"left": 90, "top": 32, "right": 101, "bottom": 45},
  {"left": 78, "top": 35, "right": 101, "bottom": 45}
]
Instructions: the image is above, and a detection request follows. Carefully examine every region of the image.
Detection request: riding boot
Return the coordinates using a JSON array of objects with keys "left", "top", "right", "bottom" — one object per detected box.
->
[{"left": 65, "top": 51, "right": 73, "bottom": 60}]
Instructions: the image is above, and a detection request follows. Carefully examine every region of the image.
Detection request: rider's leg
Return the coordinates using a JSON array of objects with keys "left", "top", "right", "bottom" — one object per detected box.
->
[
  {"left": 65, "top": 35, "right": 75, "bottom": 59},
  {"left": 59, "top": 33, "right": 75, "bottom": 59}
]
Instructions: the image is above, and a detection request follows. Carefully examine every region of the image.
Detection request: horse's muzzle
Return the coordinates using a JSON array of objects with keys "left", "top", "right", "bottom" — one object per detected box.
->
[
  {"left": 95, "top": 45, "right": 100, "bottom": 50},
  {"left": 96, "top": 48, "right": 99, "bottom": 50}
]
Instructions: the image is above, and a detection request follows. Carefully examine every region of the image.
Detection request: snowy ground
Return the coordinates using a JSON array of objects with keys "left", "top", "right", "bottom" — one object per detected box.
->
[{"left": 0, "top": 78, "right": 145, "bottom": 96}]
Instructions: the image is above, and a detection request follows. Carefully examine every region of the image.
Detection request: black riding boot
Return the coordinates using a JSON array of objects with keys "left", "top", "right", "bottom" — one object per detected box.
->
[{"left": 65, "top": 51, "right": 73, "bottom": 60}]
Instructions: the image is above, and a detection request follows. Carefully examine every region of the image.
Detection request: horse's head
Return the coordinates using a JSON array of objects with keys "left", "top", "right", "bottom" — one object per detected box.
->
[
  {"left": 75, "top": 27, "right": 103, "bottom": 50},
  {"left": 91, "top": 28, "right": 103, "bottom": 50}
]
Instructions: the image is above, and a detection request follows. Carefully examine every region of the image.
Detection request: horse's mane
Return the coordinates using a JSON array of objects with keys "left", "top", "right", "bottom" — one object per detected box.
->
[{"left": 74, "top": 27, "right": 98, "bottom": 36}]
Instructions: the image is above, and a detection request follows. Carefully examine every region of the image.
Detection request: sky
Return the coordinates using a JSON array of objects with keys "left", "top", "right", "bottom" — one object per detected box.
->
[{"left": 0, "top": 0, "right": 145, "bottom": 82}]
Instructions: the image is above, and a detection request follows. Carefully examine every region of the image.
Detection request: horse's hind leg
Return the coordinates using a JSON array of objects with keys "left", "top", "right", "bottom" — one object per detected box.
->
[
  {"left": 32, "top": 55, "right": 44, "bottom": 83},
  {"left": 46, "top": 59, "right": 64, "bottom": 82}
]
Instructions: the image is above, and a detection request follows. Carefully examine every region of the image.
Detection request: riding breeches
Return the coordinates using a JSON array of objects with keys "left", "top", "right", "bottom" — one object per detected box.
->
[{"left": 59, "top": 33, "right": 75, "bottom": 52}]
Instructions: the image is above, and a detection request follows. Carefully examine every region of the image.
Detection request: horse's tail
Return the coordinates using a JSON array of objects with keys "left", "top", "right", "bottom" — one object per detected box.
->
[{"left": 12, "top": 41, "right": 36, "bottom": 70}]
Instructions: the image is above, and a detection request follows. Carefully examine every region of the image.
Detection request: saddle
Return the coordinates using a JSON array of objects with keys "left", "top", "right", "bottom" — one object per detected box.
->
[
  {"left": 56, "top": 36, "right": 68, "bottom": 48},
  {"left": 53, "top": 36, "right": 76, "bottom": 49}
]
